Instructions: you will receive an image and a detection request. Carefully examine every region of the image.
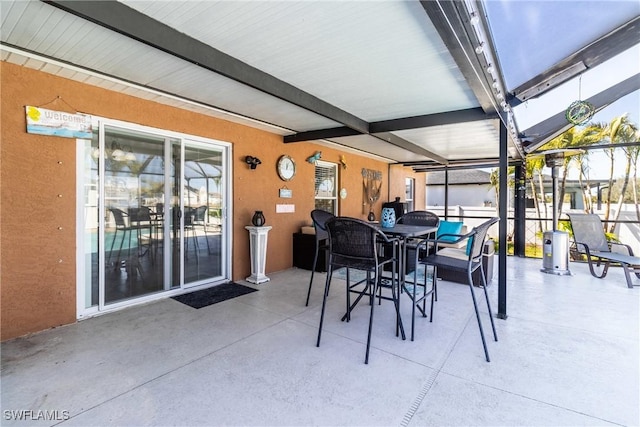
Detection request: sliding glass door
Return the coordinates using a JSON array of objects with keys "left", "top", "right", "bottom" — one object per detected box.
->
[
  {"left": 79, "top": 121, "right": 230, "bottom": 314},
  {"left": 179, "top": 141, "right": 227, "bottom": 288}
]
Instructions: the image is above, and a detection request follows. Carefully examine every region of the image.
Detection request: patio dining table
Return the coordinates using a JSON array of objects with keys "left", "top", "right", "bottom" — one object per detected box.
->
[
  {"left": 374, "top": 223, "right": 439, "bottom": 338},
  {"left": 374, "top": 223, "right": 439, "bottom": 277},
  {"left": 338, "top": 222, "right": 438, "bottom": 339}
]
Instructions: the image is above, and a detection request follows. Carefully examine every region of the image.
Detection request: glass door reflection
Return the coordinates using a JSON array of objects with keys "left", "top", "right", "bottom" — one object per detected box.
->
[
  {"left": 82, "top": 124, "right": 227, "bottom": 311},
  {"left": 101, "top": 126, "right": 176, "bottom": 305},
  {"left": 180, "top": 142, "right": 225, "bottom": 287}
]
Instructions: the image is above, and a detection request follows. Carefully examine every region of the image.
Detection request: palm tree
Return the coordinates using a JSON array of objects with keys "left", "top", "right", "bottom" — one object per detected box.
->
[
  {"left": 537, "top": 126, "right": 597, "bottom": 221},
  {"left": 630, "top": 146, "right": 640, "bottom": 222},
  {"left": 525, "top": 156, "right": 546, "bottom": 232},
  {"left": 489, "top": 167, "right": 515, "bottom": 240},
  {"left": 573, "top": 150, "right": 592, "bottom": 212},
  {"left": 591, "top": 114, "right": 638, "bottom": 232},
  {"left": 489, "top": 167, "right": 515, "bottom": 210},
  {"left": 570, "top": 125, "right": 602, "bottom": 213},
  {"left": 608, "top": 122, "right": 639, "bottom": 232}
]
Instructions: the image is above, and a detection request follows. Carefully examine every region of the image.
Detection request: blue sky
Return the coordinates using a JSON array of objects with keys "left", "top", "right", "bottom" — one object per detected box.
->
[
  {"left": 483, "top": 0, "right": 639, "bottom": 180},
  {"left": 591, "top": 91, "right": 639, "bottom": 125}
]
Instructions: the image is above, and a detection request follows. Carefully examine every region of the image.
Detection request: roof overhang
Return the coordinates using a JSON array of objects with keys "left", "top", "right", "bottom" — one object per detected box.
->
[{"left": 0, "top": 0, "right": 635, "bottom": 169}]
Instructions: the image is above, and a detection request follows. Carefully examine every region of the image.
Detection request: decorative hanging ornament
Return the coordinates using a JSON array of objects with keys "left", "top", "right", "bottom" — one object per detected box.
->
[
  {"left": 565, "top": 100, "right": 595, "bottom": 125},
  {"left": 565, "top": 74, "right": 595, "bottom": 125}
]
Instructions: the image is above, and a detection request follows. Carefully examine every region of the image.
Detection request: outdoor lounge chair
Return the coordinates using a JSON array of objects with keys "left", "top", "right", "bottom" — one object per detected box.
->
[{"left": 567, "top": 213, "right": 640, "bottom": 288}]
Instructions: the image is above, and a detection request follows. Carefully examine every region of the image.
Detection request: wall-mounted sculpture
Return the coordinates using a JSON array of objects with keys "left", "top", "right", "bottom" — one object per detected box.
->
[{"left": 362, "top": 168, "right": 382, "bottom": 221}]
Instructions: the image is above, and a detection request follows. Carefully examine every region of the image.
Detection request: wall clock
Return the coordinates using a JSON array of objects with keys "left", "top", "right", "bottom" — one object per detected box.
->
[{"left": 276, "top": 155, "right": 296, "bottom": 181}]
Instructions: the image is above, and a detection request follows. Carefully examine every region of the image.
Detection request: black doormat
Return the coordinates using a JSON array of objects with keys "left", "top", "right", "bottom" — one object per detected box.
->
[{"left": 172, "top": 282, "right": 257, "bottom": 309}]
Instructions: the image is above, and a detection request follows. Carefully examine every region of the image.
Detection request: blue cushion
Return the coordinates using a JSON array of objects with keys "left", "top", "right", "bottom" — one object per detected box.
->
[
  {"left": 437, "top": 221, "right": 463, "bottom": 242},
  {"left": 466, "top": 236, "right": 474, "bottom": 256}
]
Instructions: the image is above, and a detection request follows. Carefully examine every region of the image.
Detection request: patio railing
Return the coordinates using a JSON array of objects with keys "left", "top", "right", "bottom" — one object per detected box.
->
[{"left": 425, "top": 205, "right": 640, "bottom": 258}]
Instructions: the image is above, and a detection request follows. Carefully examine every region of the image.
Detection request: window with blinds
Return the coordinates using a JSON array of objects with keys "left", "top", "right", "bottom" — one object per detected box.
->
[{"left": 314, "top": 160, "right": 338, "bottom": 215}]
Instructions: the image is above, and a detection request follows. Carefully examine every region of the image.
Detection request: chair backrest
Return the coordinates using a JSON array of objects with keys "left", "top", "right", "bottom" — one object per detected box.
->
[
  {"left": 194, "top": 206, "right": 208, "bottom": 222},
  {"left": 129, "top": 206, "right": 152, "bottom": 223},
  {"left": 310, "top": 209, "right": 335, "bottom": 241},
  {"left": 182, "top": 207, "right": 195, "bottom": 225},
  {"left": 325, "top": 217, "right": 385, "bottom": 270},
  {"left": 467, "top": 217, "right": 499, "bottom": 261},
  {"left": 109, "top": 208, "right": 128, "bottom": 228},
  {"left": 397, "top": 210, "right": 440, "bottom": 227},
  {"left": 567, "top": 213, "right": 609, "bottom": 252}
]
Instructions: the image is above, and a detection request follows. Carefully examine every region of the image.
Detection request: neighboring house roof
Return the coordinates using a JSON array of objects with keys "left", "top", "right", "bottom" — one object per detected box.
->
[
  {"left": 531, "top": 172, "right": 609, "bottom": 186},
  {"left": 426, "top": 169, "right": 492, "bottom": 186}
]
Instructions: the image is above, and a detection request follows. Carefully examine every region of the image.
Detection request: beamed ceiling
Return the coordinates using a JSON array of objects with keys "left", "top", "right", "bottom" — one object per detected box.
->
[{"left": 1, "top": 0, "right": 638, "bottom": 170}]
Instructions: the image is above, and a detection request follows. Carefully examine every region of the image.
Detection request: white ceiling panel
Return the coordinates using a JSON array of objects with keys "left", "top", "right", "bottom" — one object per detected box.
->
[
  {"left": 1, "top": 0, "right": 340, "bottom": 133},
  {"left": 1, "top": 0, "right": 504, "bottom": 164},
  {"left": 1, "top": 47, "right": 291, "bottom": 135},
  {"left": 325, "top": 134, "right": 435, "bottom": 164},
  {"left": 148, "top": 64, "right": 341, "bottom": 132},
  {"left": 4, "top": 0, "right": 630, "bottom": 166},
  {"left": 394, "top": 121, "right": 501, "bottom": 160},
  {"left": 122, "top": 0, "right": 479, "bottom": 122}
]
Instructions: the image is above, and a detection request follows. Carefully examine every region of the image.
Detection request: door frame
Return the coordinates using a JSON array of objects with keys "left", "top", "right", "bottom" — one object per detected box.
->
[{"left": 76, "top": 116, "right": 233, "bottom": 319}]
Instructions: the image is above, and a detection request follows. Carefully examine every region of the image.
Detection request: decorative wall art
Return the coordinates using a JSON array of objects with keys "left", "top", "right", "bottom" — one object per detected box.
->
[
  {"left": 306, "top": 151, "right": 322, "bottom": 164},
  {"left": 362, "top": 168, "right": 382, "bottom": 221}
]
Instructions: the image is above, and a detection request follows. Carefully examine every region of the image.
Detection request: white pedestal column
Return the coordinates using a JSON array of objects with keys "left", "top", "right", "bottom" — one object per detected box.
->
[{"left": 245, "top": 225, "right": 272, "bottom": 284}]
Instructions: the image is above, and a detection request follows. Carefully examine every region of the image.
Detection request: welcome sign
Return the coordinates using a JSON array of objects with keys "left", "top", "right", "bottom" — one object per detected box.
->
[{"left": 25, "top": 106, "right": 92, "bottom": 139}]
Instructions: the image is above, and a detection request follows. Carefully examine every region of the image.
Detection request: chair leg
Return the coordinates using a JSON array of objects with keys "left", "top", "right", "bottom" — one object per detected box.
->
[
  {"left": 364, "top": 271, "right": 378, "bottom": 364},
  {"left": 346, "top": 269, "right": 352, "bottom": 322},
  {"left": 107, "top": 228, "right": 118, "bottom": 265},
  {"left": 305, "top": 242, "right": 320, "bottom": 306},
  {"left": 430, "top": 266, "right": 438, "bottom": 302},
  {"left": 316, "top": 267, "right": 333, "bottom": 348},
  {"left": 586, "top": 255, "right": 610, "bottom": 279},
  {"left": 389, "top": 264, "right": 405, "bottom": 340},
  {"left": 479, "top": 264, "right": 498, "bottom": 342},
  {"left": 136, "top": 227, "right": 148, "bottom": 257},
  {"left": 430, "top": 266, "right": 437, "bottom": 323},
  {"left": 621, "top": 263, "right": 637, "bottom": 288},
  {"left": 411, "top": 269, "right": 417, "bottom": 341},
  {"left": 429, "top": 280, "right": 436, "bottom": 322},
  {"left": 420, "top": 265, "right": 427, "bottom": 317},
  {"left": 467, "top": 270, "right": 490, "bottom": 362},
  {"left": 115, "top": 229, "right": 128, "bottom": 269},
  {"left": 114, "top": 228, "right": 129, "bottom": 270},
  {"left": 202, "top": 225, "right": 211, "bottom": 254},
  {"left": 341, "top": 270, "right": 372, "bottom": 322}
]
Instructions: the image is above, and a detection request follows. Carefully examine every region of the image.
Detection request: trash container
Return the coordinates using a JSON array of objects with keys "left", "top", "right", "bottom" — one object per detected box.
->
[{"left": 541, "top": 231, "right": 571, "bottom": 275}]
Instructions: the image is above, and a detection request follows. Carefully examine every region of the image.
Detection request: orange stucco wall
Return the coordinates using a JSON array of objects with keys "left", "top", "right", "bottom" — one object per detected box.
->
[{"left": 0, "top": 62, "right": 424, "bottom": 341}]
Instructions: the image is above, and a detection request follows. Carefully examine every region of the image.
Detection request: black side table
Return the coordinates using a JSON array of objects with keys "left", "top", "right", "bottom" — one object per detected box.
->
[{"left": 292, "top": 232, "right": 327, "bottom": 272}]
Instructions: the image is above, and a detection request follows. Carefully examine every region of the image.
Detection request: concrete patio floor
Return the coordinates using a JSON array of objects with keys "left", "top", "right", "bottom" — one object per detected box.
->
[{"left": 2, "top": 257, "right": 639, "bottom": 426}]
